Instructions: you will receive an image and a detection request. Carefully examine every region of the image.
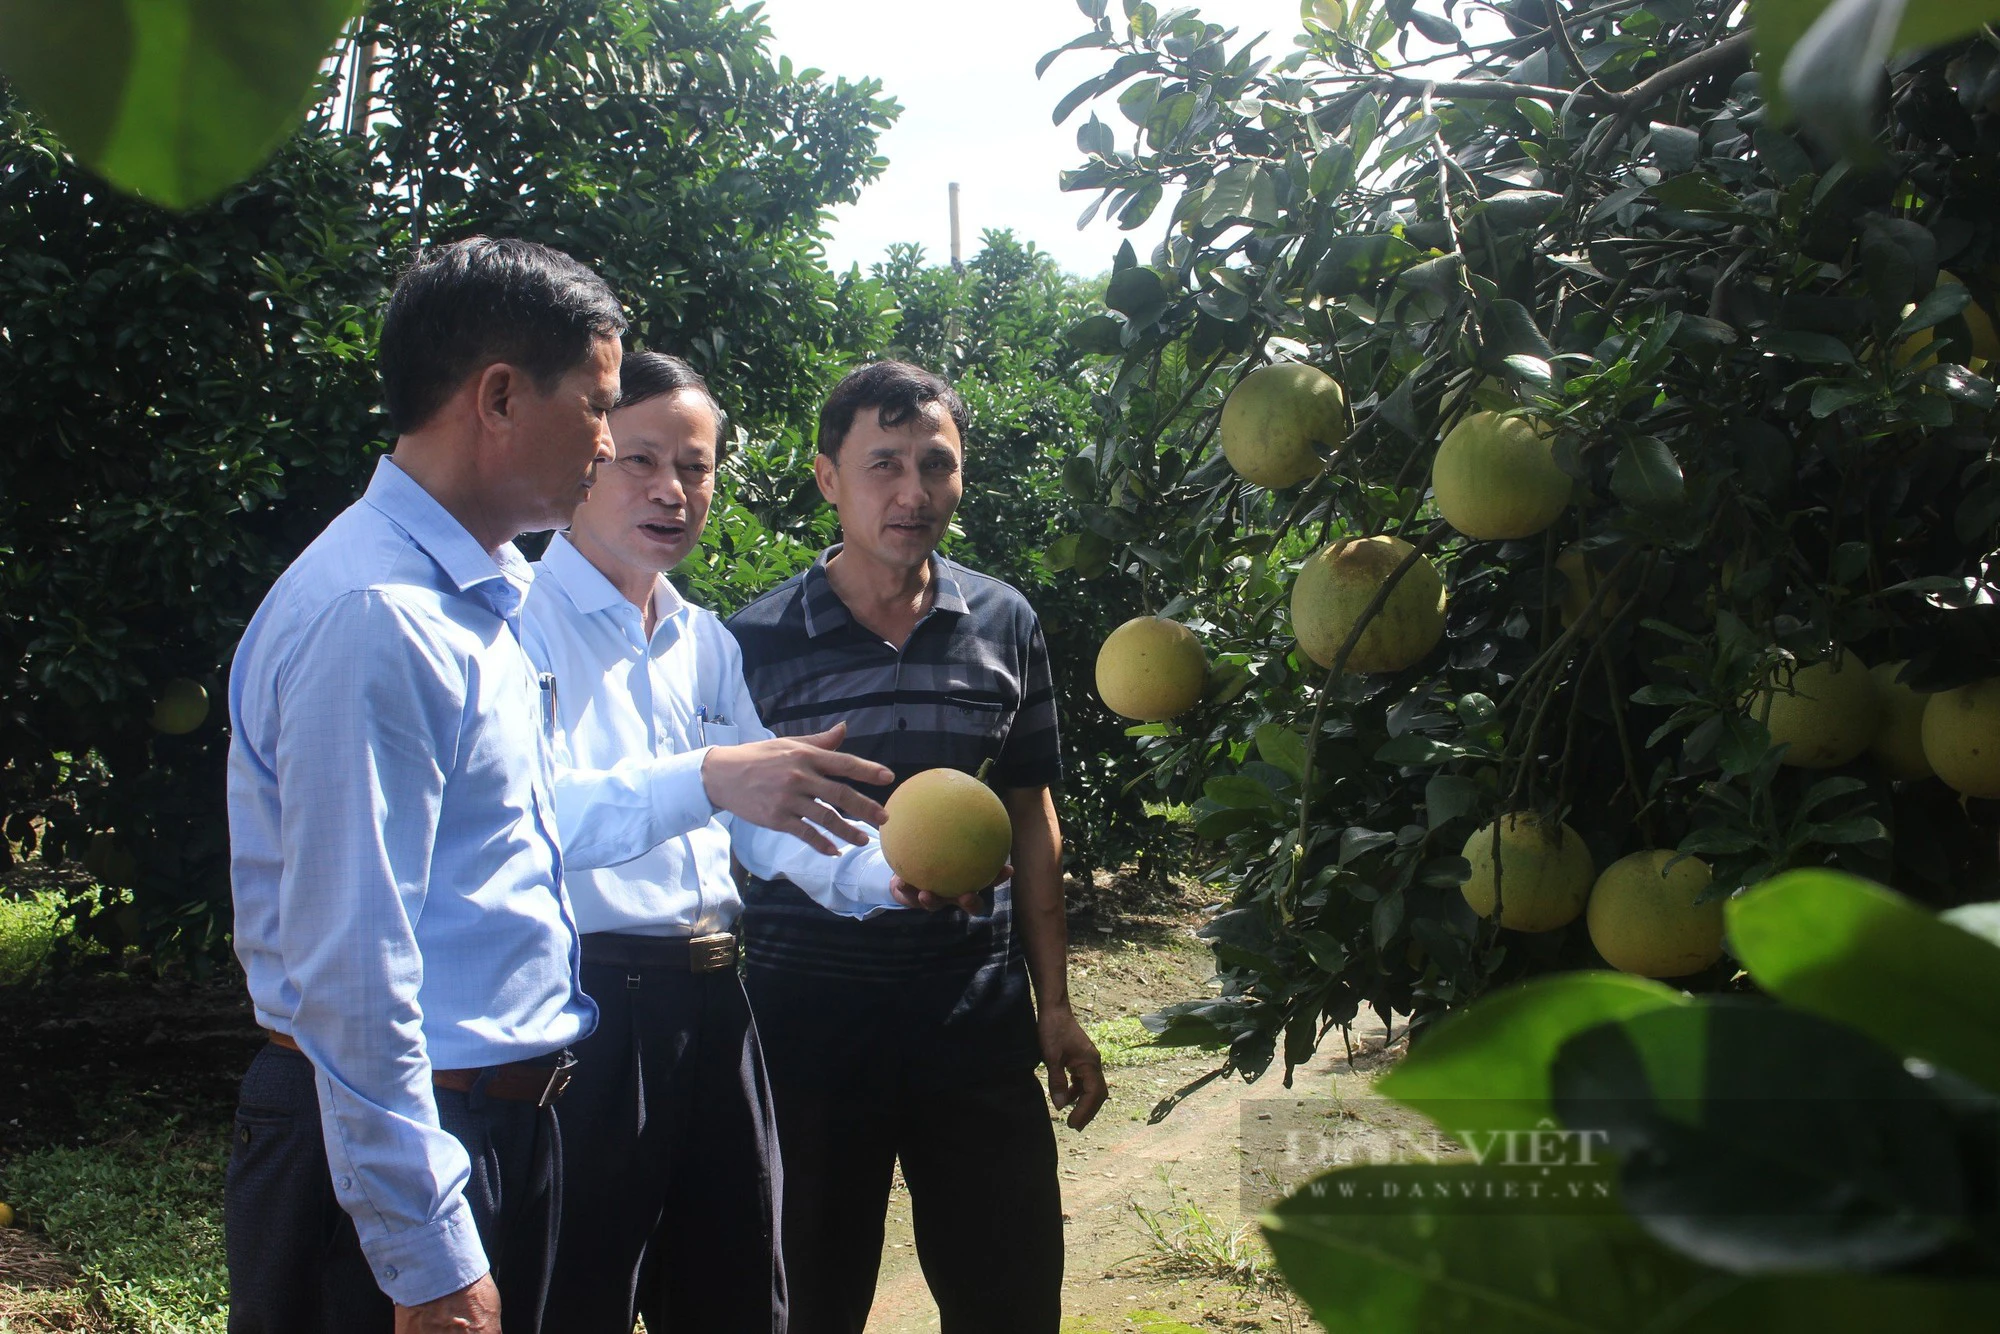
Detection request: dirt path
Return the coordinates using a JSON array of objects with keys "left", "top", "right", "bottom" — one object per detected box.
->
[{"left": 861, "top": 899, "right": 1417, "bottom": 1334}]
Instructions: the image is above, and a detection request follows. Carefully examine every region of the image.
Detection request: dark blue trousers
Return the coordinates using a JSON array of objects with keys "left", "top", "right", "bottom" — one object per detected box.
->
[
  {"left": 746, "top": 965, "right": 1063, "bottom": 1334},
  {"left": 223, "top": 1043, "right": 561, "bottom": 1334},
  {"left": 543, "top": 936, "right": 786, "bottom": 1333}
]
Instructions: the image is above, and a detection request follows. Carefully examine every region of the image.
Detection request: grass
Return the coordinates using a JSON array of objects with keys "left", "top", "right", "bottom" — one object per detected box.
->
[
  {"left": 0, "top": 890, "right": 66, "bottom": 987},
  {"left": 0, "top": 1126, "right": 228, "bottom": 1334},
  {"left": 1085, "top": 1015, "right": 1183, "bottom": 1071},
  {"left": 1127, "top": 1170, "right": 1278, "bottom": 1293}
]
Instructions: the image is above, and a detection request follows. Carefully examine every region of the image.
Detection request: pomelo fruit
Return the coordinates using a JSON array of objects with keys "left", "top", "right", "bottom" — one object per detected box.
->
[
  {"left": 150, "top": 678, "right": 209, "bottom": 734},
  {"left": 1921, "top": 678, "right": 2000, "bottom": 799},
  {"left": 1430, "top": 411, "right": 1570, "bottom": 539},
  {"left": 1586, "top": 849, "right": 1724, "bottom": 978},
  {"left": 1096, "top": 617, "right": 1207, "bottom": 721},
  {"left": 1555, "top": 547, "right": 1619, "bottom": 634},
  {"left": 1291, "top": 535, "right": 1446, "bottom": 673},
  {"left": 1867, "top": 660, "right": 1934, "bottom": 781},
  {"left": 1750, "top": 655, "right": 1880, "bottom": 769},
  {"left": 1219, "top": 363, "right": 1346, "bottom": 489},
  {"left": 82, "top": 832, "right": 138, "bottom": 889},
  {"left": 1940, "top": 270, "right": 1999, "bottom": 363},
  {"left": 881, "top": 768, "right": 1013, "bottom": 897},
  {"left": 1459, "top": 812, "right": 1595, "bottom": 932}
]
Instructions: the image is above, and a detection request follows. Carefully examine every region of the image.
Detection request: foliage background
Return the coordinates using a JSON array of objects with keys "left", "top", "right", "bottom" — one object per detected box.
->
[{"left": 0, "top": 0, "right": 898, "bottom": 956}]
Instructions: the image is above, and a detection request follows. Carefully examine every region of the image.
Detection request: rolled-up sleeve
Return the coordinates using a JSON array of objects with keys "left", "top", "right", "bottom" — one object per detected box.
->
[
  {"left": 273, "top": 592, "right": 487, "bottom": 1306},
  {"left": 549, "top": 747, "right": 714, "bottom": 870}
]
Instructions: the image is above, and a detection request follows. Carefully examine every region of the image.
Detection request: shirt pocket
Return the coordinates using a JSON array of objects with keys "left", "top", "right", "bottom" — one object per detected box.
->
[
  {"left": 943, "top": 692, "right": 1010, "bottom": 742},
  {"left": 702, "top": 722, "right": 742, "bottom": 747}
]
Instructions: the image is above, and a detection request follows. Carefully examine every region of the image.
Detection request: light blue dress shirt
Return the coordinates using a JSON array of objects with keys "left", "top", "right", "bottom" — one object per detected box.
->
[
  {"left": 521, "top": 532, "right": 897, "bottom": 935},
  {"left": 227, "top": 459, "right": 718, "bottom": 1306}
]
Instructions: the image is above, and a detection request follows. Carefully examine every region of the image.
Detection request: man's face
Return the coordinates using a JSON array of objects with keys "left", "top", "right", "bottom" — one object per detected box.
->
[
  {"left": 508, "top": 334, "right": 621, "bottom": 531},
  {"left": 568, "top": 389, "right": 719, "bottom": 583},
  {"left": 813, "top": 404, "right": 964, "bottom": 575}
]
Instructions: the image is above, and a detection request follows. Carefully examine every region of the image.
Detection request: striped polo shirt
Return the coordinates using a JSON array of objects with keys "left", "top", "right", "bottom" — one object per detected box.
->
[{"left": 724, "top": 546, "right": 1062, "bottom": 986}]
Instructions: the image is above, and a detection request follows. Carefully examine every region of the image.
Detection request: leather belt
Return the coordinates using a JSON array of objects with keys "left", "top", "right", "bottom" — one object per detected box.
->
[
  {"left": 266, "top": 1031, "right": 576, "bottom": 1107},
  {"left": 579, "top": 930, "right": 738, "bottom": 973}
]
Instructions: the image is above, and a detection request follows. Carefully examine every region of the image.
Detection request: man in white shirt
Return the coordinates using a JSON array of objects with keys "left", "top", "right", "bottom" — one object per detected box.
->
[{"left": 522, "top": 352, "right": 906, "bottom": 1331}]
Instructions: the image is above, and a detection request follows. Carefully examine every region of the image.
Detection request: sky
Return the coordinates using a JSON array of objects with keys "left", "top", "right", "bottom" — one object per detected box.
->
[{"left": 752, "top": 0, "right": 1315, "bottom": 278}]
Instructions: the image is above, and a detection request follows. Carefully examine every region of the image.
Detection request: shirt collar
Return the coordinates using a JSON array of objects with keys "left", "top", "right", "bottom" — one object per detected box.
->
[
  {"left": 362, "top": 457, "right": 533, "bottom": 616},
  {"left": 802, "top": 544, "right": 968, "bottom": 639},
  {"left": 542, "top": 530, "right": 687, "bottom": 633}
]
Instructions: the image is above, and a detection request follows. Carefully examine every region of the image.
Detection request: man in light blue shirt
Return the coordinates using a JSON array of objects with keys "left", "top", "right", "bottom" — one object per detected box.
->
[
  {"left": 523, "top": 352, "right": 909, "bottom": 1332},
  {"left": 223, "top": 244, "right": 890, "bottom": 1334}
]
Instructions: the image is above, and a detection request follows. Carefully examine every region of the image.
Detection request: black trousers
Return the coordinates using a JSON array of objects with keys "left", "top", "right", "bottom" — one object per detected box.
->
[
  {"left": 224, "top": 1043, "right": 561, "bottom": 1334},
  {"left": 543, "top": 935, "right": 785, "bottom": 1334},
  {"left": 746, "top": 967, "right": 1063, "bottom": 1334}
]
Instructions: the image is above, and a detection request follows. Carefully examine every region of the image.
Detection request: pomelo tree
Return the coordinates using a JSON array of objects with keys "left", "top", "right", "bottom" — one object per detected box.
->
[{"left": 1042, "top": 0, "right": 2000, "bottom": 1104}]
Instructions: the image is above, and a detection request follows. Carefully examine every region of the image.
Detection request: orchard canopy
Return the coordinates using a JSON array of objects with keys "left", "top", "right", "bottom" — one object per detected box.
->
[{"left": 1040, "top": 0, "right": 2000, "bottom": 1089}]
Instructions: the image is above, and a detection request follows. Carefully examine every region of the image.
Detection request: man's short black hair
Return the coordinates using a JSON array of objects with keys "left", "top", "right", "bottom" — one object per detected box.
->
[
  {"left": 380, "top": 237, "right": 628, "bottom": 434},
  {"left": 816, "top": 360, "right": 969, "bottom": 458},
  {"left": 618, "top": 350, "right": 728, "bottom": 446}
]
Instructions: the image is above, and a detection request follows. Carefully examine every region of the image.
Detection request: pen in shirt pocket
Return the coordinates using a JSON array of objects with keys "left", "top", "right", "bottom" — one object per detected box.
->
[{"left": 538, "top": 673, "right": 559, "bottom": 742}]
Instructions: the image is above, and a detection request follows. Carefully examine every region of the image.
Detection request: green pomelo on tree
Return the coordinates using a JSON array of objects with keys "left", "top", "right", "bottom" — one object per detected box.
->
[
  {"left": 1922, "top": 678, "right": 2000, "bottom": 799},
  {"left": 1290, "top": 535, "right": 1445, "bottom": 673},
  {"left": 1586, "top": 849, "right": 1724, "bottom": 979},
  {"left": 1095, "top": 615, "right": 1207, "bottom": 721},
  {"left": 1458, "top": 811, "right": 1595, "bottom": 932},
  {"left": 880, "top": 768, "right": 1013, "bottom": 897},
  {"left": 1751, "top": 655, "right": 1880, "bottom": 769},
  {"left": 1430, "top": 411, "right": 1570, "bottom": 540},
  {"left": 1868, "top": 661, "right": 1935, "bottom": 781},
  {"left": 148, "top": 677, "right": 209, "bottom": 735},
  {"left": 1218, "top": 362, "right": 1346, "bottom": 490}
]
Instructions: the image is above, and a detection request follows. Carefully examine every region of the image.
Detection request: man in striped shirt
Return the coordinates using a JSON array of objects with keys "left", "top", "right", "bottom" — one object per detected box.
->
[{"left": 726, "top": 361, "right": 1107, "bottom": 1333}]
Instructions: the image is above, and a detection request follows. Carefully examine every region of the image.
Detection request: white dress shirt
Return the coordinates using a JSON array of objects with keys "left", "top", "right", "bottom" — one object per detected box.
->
[{"left": 521, "top": 532, "right": 896, "bottom": 935}]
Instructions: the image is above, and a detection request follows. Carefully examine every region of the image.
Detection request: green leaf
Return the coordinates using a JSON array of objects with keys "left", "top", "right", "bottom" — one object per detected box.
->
[
  {"left": 1758, "top": 330, "right": 1860, "bottom": 366},
  {"left": 1895, "top": 283, "right": 1971, "bottom": 338},
  {"left": 1377, "top": 973, "right": 1692, "bottom": 1136},
  {"left": 1755, "top": 0, "right": 2000, "bottom": 134},
  {"left": 1265, "top": 1165, "right": 1997, "bottom": 1332},
  {"left": 1204, "top": 774, "right": 1282, "bottom": 812},
  {"left": 1552, "top": 1002, "right": 1973, "bottom": 1274},
  {"left": 1726, "top": 870, "right": 2000, "bottom": 1094},
  {"left": 1254, "top": 723, "right": 1308, "bottom": 783},
  {"left": 1310, "top": 232, "right": 1420, "bottom": 296},
  {"left": 0, "top": 0, "right": 365, "bottom": 208},
  {"left": 1065, "top": 313, "right": 1126, "bottom": 355},
  {"left": 1201, "top": 161, "right": 1278, "bottom": 226},
  {"left": 1104, "top": 266, "right": 1168, "bottom": 323},
  {"left": 1610, "top": 436, "right": 1686, "bottom": 511},
  {"left": 1424, "top": 774, "right": 1480, "bottom": 830}
]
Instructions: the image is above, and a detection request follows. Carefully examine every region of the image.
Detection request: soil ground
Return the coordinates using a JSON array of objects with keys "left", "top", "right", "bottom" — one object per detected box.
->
[{"left": 0, "top": 869, "right": 1414, "bottom": 1331}]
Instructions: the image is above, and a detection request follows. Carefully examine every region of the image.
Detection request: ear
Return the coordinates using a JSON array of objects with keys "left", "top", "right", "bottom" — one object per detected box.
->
[
  {"left": 474, "top": 363, "right": 518, "bottom": 433},
  {"left": 813, "top": 451, "right": 840, "bottom": 507}
]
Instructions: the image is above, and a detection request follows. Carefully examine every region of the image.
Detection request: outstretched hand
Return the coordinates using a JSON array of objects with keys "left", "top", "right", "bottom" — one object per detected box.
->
[{"left": 700, "top": 722, "right": 892, "bottom": 854}]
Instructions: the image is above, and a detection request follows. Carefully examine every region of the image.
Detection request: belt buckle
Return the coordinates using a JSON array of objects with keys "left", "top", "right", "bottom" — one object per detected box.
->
[
  {"left": 537, "top": 1051, "right": 577, "bottom": 1108},
  {"left": 689, "top": 932, "right": 736, "bottom": 974}
]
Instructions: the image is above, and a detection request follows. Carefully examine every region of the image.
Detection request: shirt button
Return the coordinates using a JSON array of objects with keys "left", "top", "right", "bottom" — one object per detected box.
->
[
  {"left": 337, "top": 1176, "right": 351, "bottom": 1190},
  {"left": 383, "top": 1265, "right": 398, "bottom": 1281},
  {"left": 897, "top": 718, "right": 908, "bottom": 730}
]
